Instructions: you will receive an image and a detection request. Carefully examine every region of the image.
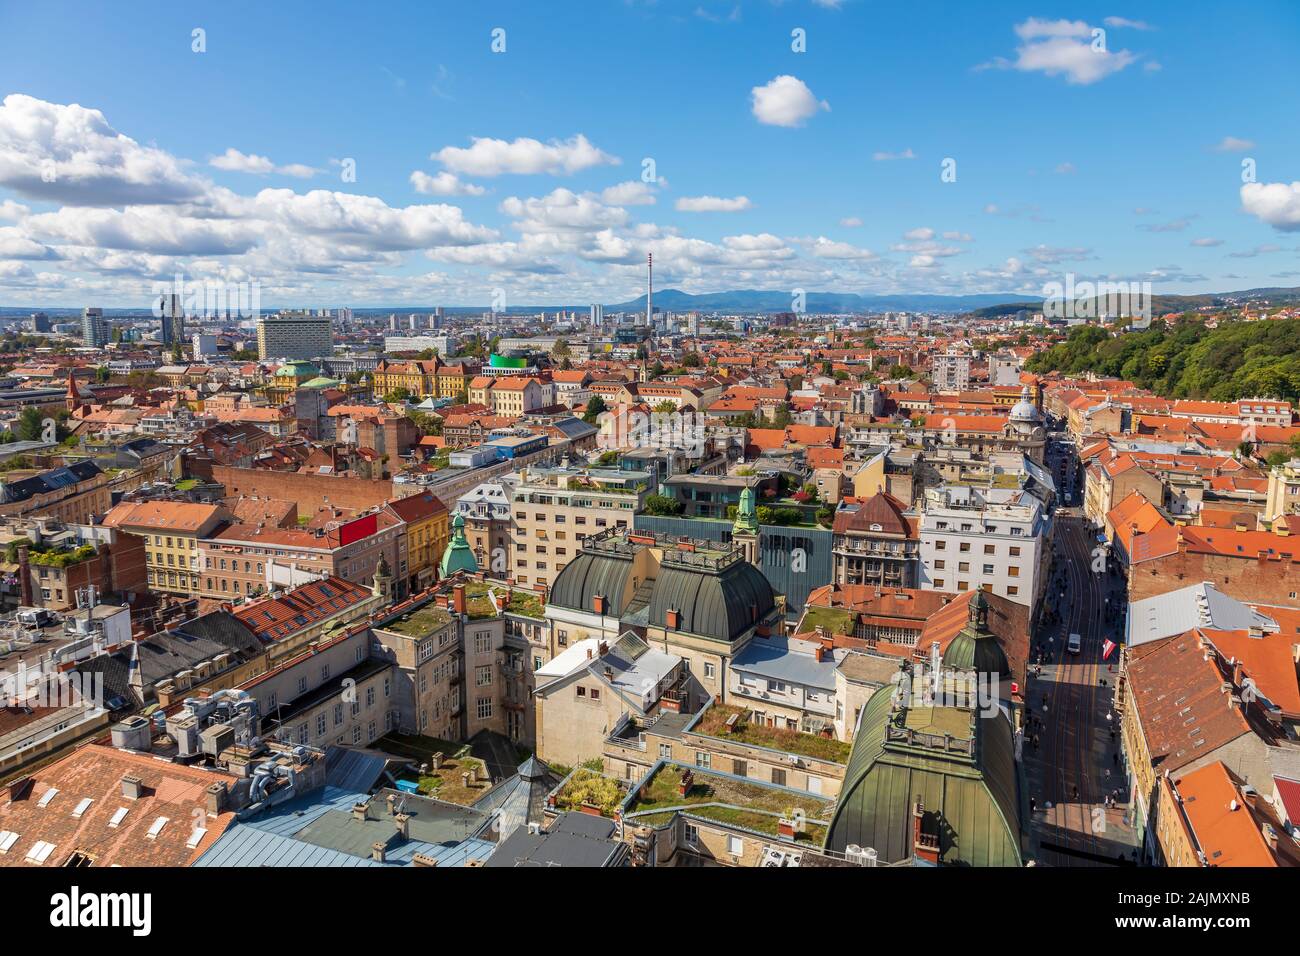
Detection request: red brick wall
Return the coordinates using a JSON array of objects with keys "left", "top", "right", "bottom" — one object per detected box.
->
[
  {"left": 192, "top": 462, "right": 396, "bottom": 515},
  {"left": 108, "top": 531, "right": 149, "bottom": 597},
  {"left": 1129, "top": 549, "right": 1300, "bottom": 604}
]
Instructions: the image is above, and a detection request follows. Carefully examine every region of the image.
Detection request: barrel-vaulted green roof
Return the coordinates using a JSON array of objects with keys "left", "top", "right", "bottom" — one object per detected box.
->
[
  {"left": 548, "top": 539, "right": 776, "bottom": 643},
  {"left": 824, "top": 684, "right": 1022, "bottom": 866},
  {"left": 548, "top": 549, "right": 636, "bottom": 617},
  {"left": 647, "top": 561, "right": 774, "bottom": 642}
]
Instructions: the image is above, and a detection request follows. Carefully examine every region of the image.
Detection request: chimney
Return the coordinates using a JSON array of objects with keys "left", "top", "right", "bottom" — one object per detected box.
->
[
  {"left": 412, "top": 853, "right": 439, "bottom": 867},
  {"left": 1231, "top": 658, "right": 1244, "bottom": 688},
  {"left": 16, "top": 544, "right": 32, "bottom": 608},
  {"left": 452, "top": 584, "right": 466, "bottom": 615},
  {"left": 352, "top": 801, "right": 369, "bottom": 822},
  {"left": 204, "top": 782, "right": 227, "bottom": 816},
  {"left": 586, "top": 646, "right": 594, "bottom": 660},
  {"left": 371, "top": 842, "right": 387, "bottom": 863},
  {"left": 394, "top": 812, "right": 411, "bottom": 839},
  {"left": 121, "top": 774, "right": 144, "bottom": 800},
  {"left": 678, "top": 769, "right": 694, "bottom": 797},
  {"left": 598, "top": 641, "right": 609, "bottom": 657},
  {"left": 604, "top": 665, "right": 614, "bottom": 681}
]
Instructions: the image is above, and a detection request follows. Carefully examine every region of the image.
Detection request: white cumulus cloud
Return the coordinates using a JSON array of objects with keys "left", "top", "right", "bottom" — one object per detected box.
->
[
  {"left": 1241, "top": 181, "right": 1300, "bottom": 231},
  {"left": 750, "top": 75, "right": 829, "bottom": 127},
  {"left": 433, "top": 134, "right": 618, "bottom": 176},
  {"left": 675, "top": 195, "right": 752, "bottom": 212}
]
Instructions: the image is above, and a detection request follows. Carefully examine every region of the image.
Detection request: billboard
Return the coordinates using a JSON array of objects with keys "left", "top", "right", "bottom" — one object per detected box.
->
[{"left": 338, "top": 513, "right": 378, "bottom": 546}]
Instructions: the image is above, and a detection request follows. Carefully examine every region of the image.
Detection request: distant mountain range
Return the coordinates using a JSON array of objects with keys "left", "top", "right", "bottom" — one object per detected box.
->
[
  {"left": 3, "top": 285, "right": 1298, "bottom": 319},
  {"left": 603, "top": 288, "right": 1042, "bottom": 314}
]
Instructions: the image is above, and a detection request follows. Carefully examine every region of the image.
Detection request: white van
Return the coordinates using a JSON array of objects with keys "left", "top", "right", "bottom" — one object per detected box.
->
[{"left": 1067, "top": 632, "right": 1082, "bottom": 655}]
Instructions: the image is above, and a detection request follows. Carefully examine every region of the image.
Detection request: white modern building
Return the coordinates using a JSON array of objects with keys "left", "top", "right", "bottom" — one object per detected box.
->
[
  {"left": 256, "top": 312, "right": 333, "bottom": 361},
  {"left": 931, "top": 348, "right": 972, "bottom": 392},
  {"left": 916, "top": 484, "right": 1052, "bottom": 613},
  {"left": 382, "top": 333, "right": 457, "bottom": 355}
]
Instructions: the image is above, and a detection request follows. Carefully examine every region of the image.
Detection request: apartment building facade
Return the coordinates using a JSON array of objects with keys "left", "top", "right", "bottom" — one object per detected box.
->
[
  {"left": 510, "top": 466, "right": 650, "bottom": 589},
  {"left": 102, "top": 500, "right": 233, "bottom": 596},
  {"left": 916, "top": 485, "right": 1051, "bottom": 612}
]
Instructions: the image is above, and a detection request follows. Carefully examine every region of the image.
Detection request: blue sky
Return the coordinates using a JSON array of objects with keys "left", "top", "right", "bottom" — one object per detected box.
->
[{"left": 0, "top": 0, "right": 1298, "bottom": 307}]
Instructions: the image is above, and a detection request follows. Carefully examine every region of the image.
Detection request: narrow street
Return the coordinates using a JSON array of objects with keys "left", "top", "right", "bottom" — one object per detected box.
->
[{"left": 1023, "top": 511, "right": 1141, "bottom": 865}]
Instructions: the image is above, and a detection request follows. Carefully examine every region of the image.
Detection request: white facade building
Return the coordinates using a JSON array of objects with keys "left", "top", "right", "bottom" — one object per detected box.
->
[
  {"left": 931, "top": 349, "right": 972, "bottom": 392},
  {"left": 916, "top": 484, "right": 1052, "bottom": 613}
]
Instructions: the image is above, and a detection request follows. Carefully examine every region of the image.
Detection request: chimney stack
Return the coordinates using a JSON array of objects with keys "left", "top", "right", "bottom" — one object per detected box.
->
[
  {"left": 452, "top": 583, "right": 466, "bottom": 615},
  {"left": 121, "top": 774, "right": 144, "bottom": 800},
  {"left": 204, "top": 782, "right": 227, "bottom": 816},
  {"left": 16, "top": 544, "right": 33, "bottom": 608}
]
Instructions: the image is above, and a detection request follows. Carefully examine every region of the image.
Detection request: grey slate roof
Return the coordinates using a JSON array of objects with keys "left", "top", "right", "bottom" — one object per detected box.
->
[
  {"left": 730, "top": 634, "right": 846, "bottom": 691},
  {"left": 194, "top": 784, "right": 495, "bottom": 867},
  {"left": 482, "top": 811, "right": 626, "bottom": 867}
]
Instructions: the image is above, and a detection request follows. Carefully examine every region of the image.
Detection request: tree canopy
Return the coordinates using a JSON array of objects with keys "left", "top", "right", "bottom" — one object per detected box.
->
[{"left": 1024, "top": 317, "right": 1300, "bottom": 401}]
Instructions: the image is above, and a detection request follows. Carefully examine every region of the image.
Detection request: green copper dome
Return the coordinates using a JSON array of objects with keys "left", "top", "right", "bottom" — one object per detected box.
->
[
  {"left": 732, "top": 485, "right": 759, "bottom": 536},
  {"left": 439, "top": 512, "right": 479, "bottom": 577},
  {"left": 942, "top": 590, "right": 1010, "bottom": 678}
]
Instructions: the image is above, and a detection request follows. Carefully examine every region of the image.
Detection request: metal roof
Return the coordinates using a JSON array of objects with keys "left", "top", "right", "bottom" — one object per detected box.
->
[
  {"left": 1126, "top": 581, "right": 1277, "bottom": 648},
  {"left": 730, "top": 635, "right": 845, "bottom": 691}
]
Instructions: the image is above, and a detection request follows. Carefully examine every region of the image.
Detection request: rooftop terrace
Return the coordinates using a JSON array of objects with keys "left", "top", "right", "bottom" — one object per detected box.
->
[
  {"left": 625, "top": 763, "right": 833, "bottom": 843},
  {"left": 463, "top": 580, "right": 544, "bottom": 619},
  {"left": 691, "top": 704, "right": 852, "bottom": 764},
  {"left": 377, "top": 604, "right": 454, "bottom": 639}
]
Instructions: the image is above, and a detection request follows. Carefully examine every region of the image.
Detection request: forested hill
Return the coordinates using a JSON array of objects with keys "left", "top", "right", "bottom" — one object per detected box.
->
[{"left": 1023, "top": 318, "right": 1300, "bottom": 402}]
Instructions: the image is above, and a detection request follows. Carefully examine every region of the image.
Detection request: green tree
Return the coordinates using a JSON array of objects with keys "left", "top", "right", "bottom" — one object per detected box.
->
[
  {"left": 642, "top": 493, "right": 683, "bottom": 516},
  {"left": 583, "top": 393, "right": 607, "bottom": 424}
]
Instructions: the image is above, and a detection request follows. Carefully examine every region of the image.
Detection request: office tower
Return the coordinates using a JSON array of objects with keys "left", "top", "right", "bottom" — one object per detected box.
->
[
  {"left": 256, "top": 311, "right": 334, "bottom": 361},
  {"left": 81, "top": 307, "right": 109, "bottom": 348},
  {"left": 157, "top": 293, "right": 185, "bottom": 347},
  {"left": 590, "top": 303, "right": 603, "bottom": 326},
  {"left": 30, "top": 312, "right": 50, "bottom": 333}
]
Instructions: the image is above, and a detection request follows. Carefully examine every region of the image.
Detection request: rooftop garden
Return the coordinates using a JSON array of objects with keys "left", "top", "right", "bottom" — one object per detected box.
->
[
  {"left": 28, "top": 543, "right": 98, "bottom": 568},
  {"left": 798, "top": 605, "right": 855, "bottom": 637},
  {"left": 380, "top": 733, "right": 490, "bottom": 805},
  {"left": 626, "top": 764, "right": 831, "bottom": 842},
  {"left": 463, "top": 580, "right": 544, "bottom": 619},
  {"left": 693, "top": 704, "right": 852, "bottom": 764},
  {"left": 552, "top": 767, "right": 628, "bottom": 817},
  {"left": 379, "top": 603, "right": 453, "bottom": 638}
]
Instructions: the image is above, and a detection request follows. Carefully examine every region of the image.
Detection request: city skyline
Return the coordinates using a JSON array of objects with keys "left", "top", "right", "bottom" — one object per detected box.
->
[{"left": 0, "top": 1, "right": 1298, "bottom": 310}]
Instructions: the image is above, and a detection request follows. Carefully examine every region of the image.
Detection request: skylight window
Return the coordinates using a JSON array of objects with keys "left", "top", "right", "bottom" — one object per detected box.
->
[
  {"left": 37, "top": 787, "right": 59, "bottom": 808},
  {"left": 0, "top": 831, "right": 19, "bottom": 853},
  {"left": 108, "top": 807, "right": 129, "bottom": 828},
  {"left": 25, "top": 841, "right": 56, "bottom": 864},
  {"left": 146, "top": 816, "right": 169, "bottom": 839},
  {"left": 72, "top": 798, "right": 93, "bottom": 818}
]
